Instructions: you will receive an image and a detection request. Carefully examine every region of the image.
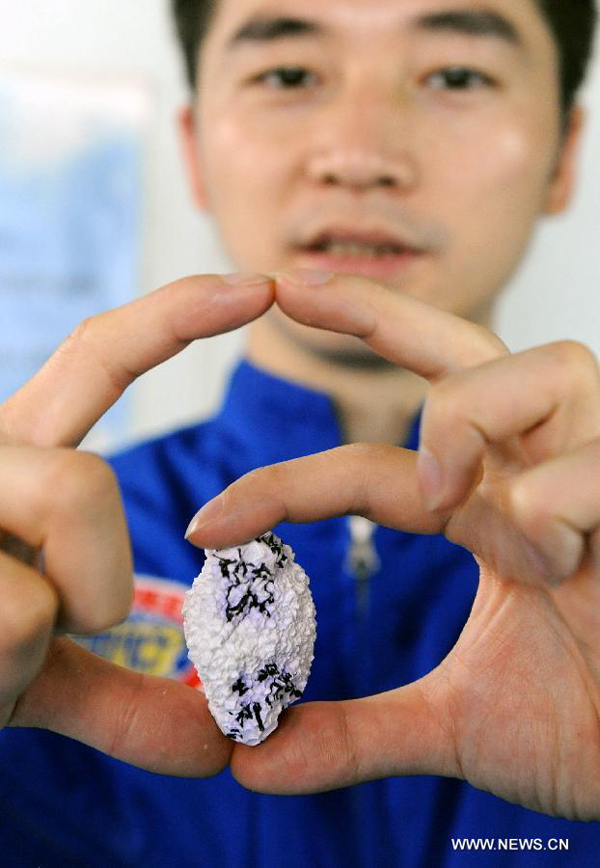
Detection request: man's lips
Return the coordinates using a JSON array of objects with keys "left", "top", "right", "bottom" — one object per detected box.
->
[
  {"left": 292, "top": 245, "right": 427, "bottom": 281},
  {"left": 290, "top": 222, "right": 433, "bottom": 281}
]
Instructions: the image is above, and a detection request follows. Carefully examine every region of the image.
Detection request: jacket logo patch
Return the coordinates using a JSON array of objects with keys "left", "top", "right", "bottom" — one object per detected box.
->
[{"left": 76, "top": 575, "right": 199, "bottom": 684}]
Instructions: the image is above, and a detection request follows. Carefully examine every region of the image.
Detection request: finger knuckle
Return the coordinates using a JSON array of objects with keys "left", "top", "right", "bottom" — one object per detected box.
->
[
  {"left": 240, "top": 466, "right": 272, "bottom": 491},
  {"left": 293, "top": 704, "right": 360, "bottom": 787},
  {"left": 58, "top": 316, "right": 99, "bottom": 359},
  {"left": 250, "top": 459, "right": 301, "bottom": 491},
  {"left": 114, "top": 575, "right": 135, "bottom": 625},
  {"left": 43, "top": 451, "right": 119, "bottom": 513},
  {"left": 101, "top": 570, "right": 135, "bottom": 631},
  {"left": 464, "top": 325, "right": 508, "bottom": 367},
  {"left": 0, "top": 575, "right": 57, "bottom": 655},
  {"left": 74, "top": 574, "right": 134, "bottom": 636},
  {"left": 423, "top": 379, "right": 464, "bottom": 432},
  {"left": 69, "top": 314, "right": 108, "bottom": 348},
  {"left": 508, "top": 477, "right": 547, "bottom": 535},
  {"left": 547, "top": 340, "right": 600, "bottom": 382},
  {"left": 340, "top": 442, "right": 378, "bottom": 461},
  {"left": 337, "top": 703, "right": 361, "bottom": 783}
]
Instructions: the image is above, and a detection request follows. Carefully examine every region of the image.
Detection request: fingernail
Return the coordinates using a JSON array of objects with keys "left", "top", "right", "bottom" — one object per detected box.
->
[
  {"left": 417, "top": 446, "right": 445, "bottom": 510},
  {"left": 185, "top": 496, "right": 225, "bottom": 538},
  {"left": 278, "top": 269, "right": 333, "bottom": 286},
  {"left": 221, "top": 272, "right": 270, "bottom": 286}
]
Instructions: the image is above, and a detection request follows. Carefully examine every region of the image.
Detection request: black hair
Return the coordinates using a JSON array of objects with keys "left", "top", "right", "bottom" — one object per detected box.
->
[
  {"left": 171, "top": 0, "right": 597, "bottom": 119},
  {"left": 171, "top": 0, "right": 218, "bottom": 91},
  {"left": 539, "top": 0, "right": 598, "bottom": 116}
]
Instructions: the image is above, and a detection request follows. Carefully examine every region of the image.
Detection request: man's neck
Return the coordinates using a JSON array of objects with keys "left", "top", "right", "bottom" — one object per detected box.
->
[{"left": 246, "top": 316, "right": 428, "bottom": 445}]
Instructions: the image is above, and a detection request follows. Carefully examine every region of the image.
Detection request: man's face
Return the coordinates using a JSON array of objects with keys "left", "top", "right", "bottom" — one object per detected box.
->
[{"left": 183, "top": 0, "right": 581, "bottom": 354}]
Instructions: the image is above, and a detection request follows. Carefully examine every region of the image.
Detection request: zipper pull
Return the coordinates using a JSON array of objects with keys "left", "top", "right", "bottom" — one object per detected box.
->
[{"left": 346, "top": 515, "right": 380, "bottom": 612}]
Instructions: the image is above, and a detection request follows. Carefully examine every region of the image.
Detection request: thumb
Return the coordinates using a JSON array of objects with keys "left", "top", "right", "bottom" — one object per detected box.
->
[
  {"left": 230, "top": 676, "right": 459, "bottom": 794},
  {"left": 10, "top": 637, "right": 233, "bottom": 777}
]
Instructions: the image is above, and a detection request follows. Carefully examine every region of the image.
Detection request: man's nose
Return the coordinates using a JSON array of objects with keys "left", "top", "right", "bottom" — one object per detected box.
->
[{"left": 305, "top": 93, "right": 419, "bottom": 193}]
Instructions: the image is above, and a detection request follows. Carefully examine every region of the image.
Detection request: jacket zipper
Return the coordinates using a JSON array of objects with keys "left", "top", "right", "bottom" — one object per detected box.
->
[
  {"left": 346, "top": 515, "right": 380, "bottom": 866},
  {"left": 346, "top": 515, "right": 380, "bottom": 614}
]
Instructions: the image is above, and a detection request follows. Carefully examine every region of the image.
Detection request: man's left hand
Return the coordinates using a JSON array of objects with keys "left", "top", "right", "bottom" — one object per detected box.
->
[{"left": 188, "top": 273, "right": 600, "bottom": 820}]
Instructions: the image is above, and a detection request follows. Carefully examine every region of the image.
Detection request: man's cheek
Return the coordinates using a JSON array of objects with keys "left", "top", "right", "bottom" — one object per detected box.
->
[
  {"left": 213, "top": 132, "right": 285, "bottom": 199},
  {"left": 475, "top": 121, "right": 556, "bottom": 204},
  {"left": 435, "top": 117, "right": 546, "bottom": 196}
]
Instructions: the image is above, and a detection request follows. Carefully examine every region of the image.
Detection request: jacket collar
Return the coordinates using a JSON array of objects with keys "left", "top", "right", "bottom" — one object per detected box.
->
[{"left": 216, "top": 360, "right": 421, "bottom": 474}]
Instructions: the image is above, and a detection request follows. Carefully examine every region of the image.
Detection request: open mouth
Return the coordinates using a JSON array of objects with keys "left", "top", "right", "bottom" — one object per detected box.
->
[
  {"left": 304, "top": 236, "right": 407, "bottom": 259},
  {"left": 294, "top": 230, "right": 425, "bottom": 279}
]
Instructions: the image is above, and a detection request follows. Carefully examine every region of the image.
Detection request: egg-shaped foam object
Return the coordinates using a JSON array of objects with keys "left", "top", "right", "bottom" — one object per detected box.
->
[{"left": 183, "top": 532, "right": 316, "bottom": 745}]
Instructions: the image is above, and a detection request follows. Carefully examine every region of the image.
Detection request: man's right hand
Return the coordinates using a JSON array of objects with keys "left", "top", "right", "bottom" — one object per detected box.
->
[{"left": 0, "top": 273, "right": 274, "bottom": 776}]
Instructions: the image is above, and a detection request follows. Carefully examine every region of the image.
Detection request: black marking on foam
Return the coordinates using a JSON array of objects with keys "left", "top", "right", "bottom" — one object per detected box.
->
[
  {"left": 216, "top": 556, "right": 238, "bottom": 578},
  {"left": 267, "top": 668, "right": 302, "bottom": 705},
  {"left": 235, "top": 703, "right": 254, "bottom": 725},
  {"left": 251, "top": 563, "right": 272, "bottom": 580},
  {"left": 218, "top": 539, "right": 280, "bottom": 623},
  {"left": 253, "top": 703, "right": 264, "bottom": 732},
  {"left": 257, "top": 663, "right": 303, "bottom": 708},
  {"left": 261, "top": 532, "right": 288, "bottom": 568},
  {"left": 257, "top": 662, "right": 279, "bottom": 682},
  {"left": 231, "top": 662, "right": 304, "bottom": 738},
  {"left": 232, "top": 677, "right": 249, "bottom": 696}
]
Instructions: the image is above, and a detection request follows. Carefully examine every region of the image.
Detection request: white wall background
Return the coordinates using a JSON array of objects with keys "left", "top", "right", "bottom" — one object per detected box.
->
[{"left": 1, "top": 0, "right": 599, "bottom": 446}]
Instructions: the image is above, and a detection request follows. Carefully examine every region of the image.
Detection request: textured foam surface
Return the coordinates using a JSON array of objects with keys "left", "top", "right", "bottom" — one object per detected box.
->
[{"left": 182, "top": 532, "right": 316, "bottom": 745}]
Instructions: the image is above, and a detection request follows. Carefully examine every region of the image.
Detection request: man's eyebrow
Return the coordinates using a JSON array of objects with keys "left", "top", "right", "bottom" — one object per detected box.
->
[
  {"left": 413, "top": 9, "right": 523, "bottom": 47},
  {"left": 226, "top": 9, "right": 523, "bottom": 51},
  {"left": 227, "top": 16, "right": 325, "bottom": 49}
]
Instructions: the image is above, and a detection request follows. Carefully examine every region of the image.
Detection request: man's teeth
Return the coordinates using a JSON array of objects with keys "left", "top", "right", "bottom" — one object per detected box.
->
[{"left": 323, "top": 241, "right": 402, "bottom": 258}]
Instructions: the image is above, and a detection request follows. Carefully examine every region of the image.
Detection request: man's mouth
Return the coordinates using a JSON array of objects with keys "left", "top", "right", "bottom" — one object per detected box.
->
[
  {"left": 293, "top": 229, "right": 427, "bottom": 280},
  {"left": 307, "top": 239, "right": 403, "bottom": 257}
]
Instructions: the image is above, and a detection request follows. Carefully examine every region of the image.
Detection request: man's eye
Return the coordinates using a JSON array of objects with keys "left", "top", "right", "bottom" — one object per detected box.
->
[
  {"left": 254, "top": 66, "right": 317, "bottom": 89},
  {"left": 427, "top": 66, "right": 495, "bottom": 90}
]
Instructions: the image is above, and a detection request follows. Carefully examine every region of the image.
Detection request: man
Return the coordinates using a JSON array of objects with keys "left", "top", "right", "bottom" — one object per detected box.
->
[{"left": 0, "top": 0, "right": 599, "bottom": 864}]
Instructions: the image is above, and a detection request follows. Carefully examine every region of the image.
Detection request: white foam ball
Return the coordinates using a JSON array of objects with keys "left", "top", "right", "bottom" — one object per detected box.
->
[{"left": 182, "top": 532, "right": 316, "bottom": 745}]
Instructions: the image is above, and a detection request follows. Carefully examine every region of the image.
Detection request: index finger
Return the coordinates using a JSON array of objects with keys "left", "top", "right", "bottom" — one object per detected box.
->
[
  {"left": 0, "top": 274, "right": 274, "bottom": 448},
  {"left": 275, "top": 272, "right": 507, "bottom": 381},
  {"left": 186, "top": 444, "right": 444, "bottom": 551}
]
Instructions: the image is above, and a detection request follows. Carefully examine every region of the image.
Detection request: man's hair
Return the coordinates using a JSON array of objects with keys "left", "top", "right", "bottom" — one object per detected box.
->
[
  {"left": 171, "top": 0, "right": 218, "bottom": 90},
  {"left": 171, "top": 0, "right": 597, "bottom": 120}
]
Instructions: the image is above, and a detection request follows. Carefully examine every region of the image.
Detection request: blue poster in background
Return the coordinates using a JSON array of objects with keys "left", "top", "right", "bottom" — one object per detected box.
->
[{"left": 0, "top": 70, "right": 150, "bottom": 450}]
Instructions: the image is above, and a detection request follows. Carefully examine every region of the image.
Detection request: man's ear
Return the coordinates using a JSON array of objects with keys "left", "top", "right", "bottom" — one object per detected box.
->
[
  {"left": 543, "top": 105, "right": 586, "bottom": 216},
  {"left": 178, "top": 105, "right": 210, "bottom": 211}
]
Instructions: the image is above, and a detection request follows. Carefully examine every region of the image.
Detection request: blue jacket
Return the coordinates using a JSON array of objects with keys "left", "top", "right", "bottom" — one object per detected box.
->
[{"left": 0, "top": 361, "right": 597, "bottom": 866}]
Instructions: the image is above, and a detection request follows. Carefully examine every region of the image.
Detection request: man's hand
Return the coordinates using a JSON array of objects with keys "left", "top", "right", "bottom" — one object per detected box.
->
[
  {"left": 0, "top": 273, "right": 274, "bottom": 776},
  {"left": 188, "top": 273, "right": 600, "bottom": 819}
]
